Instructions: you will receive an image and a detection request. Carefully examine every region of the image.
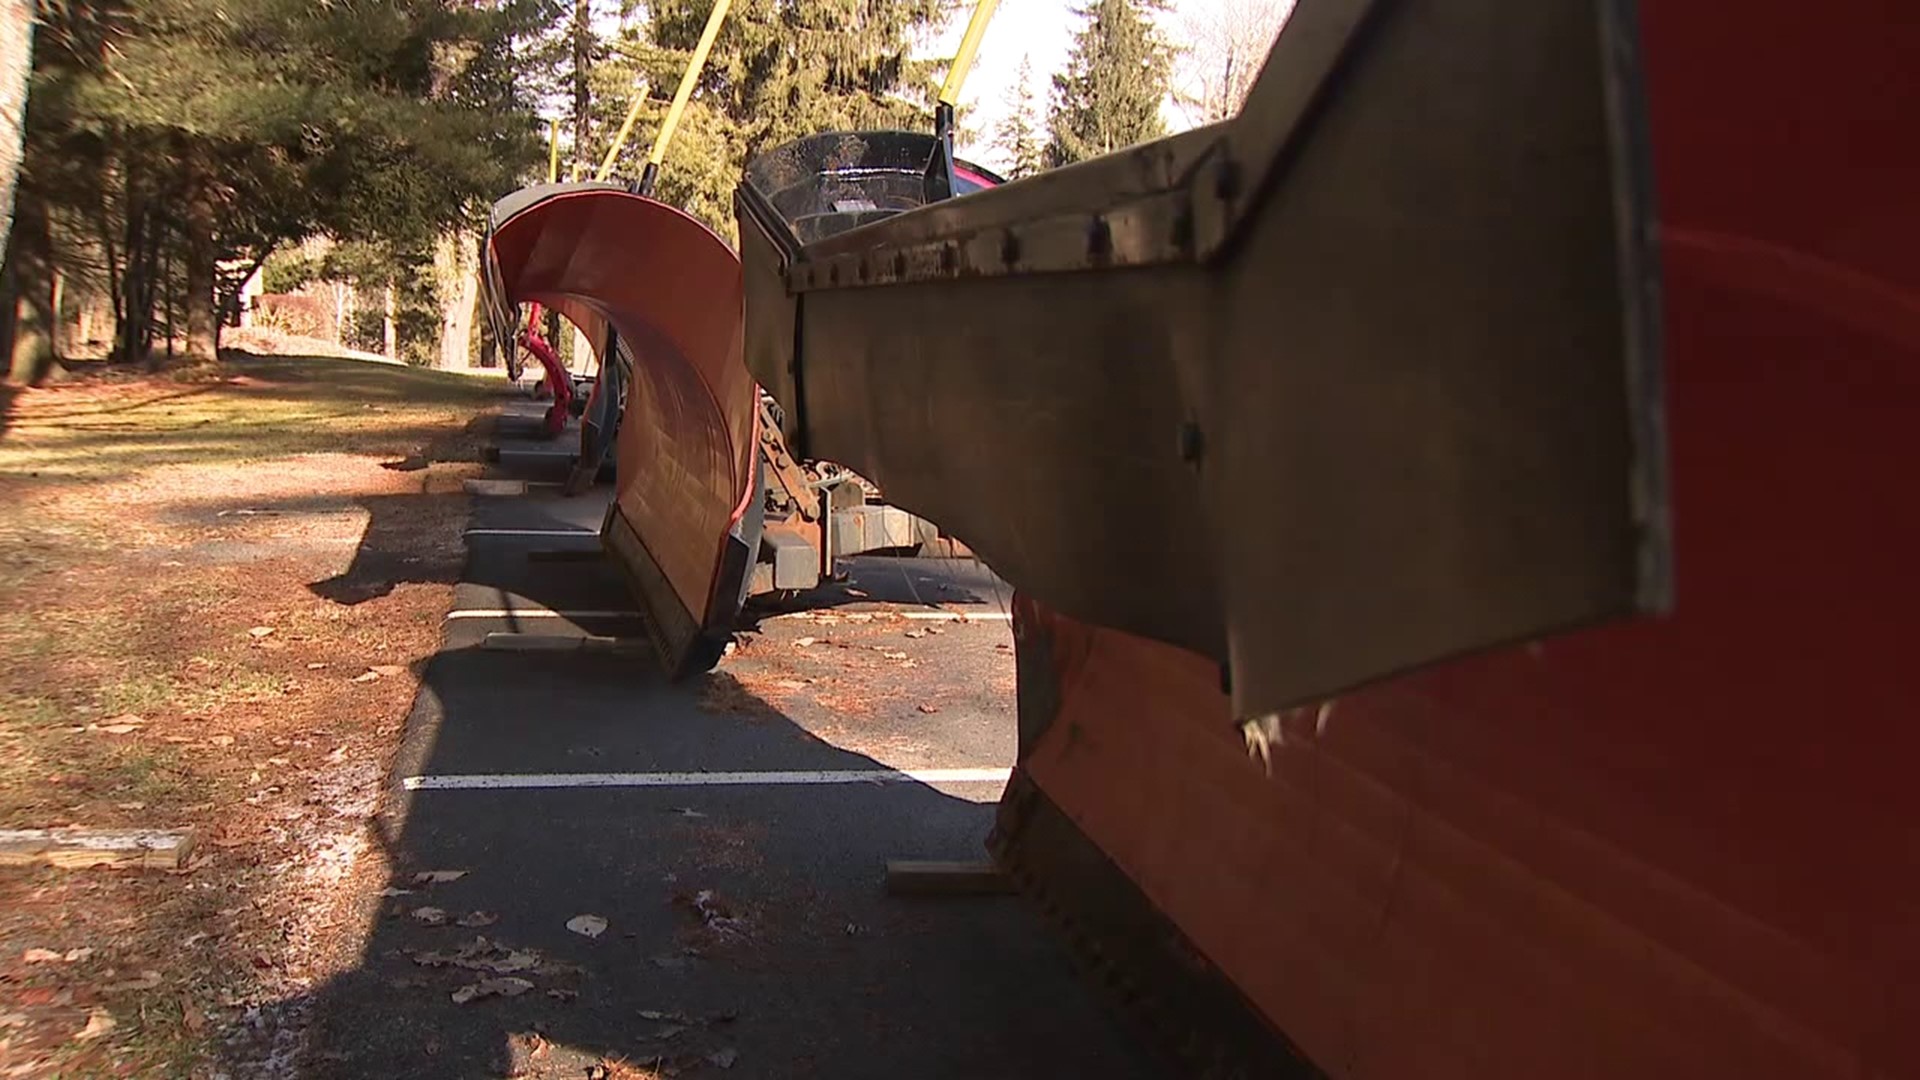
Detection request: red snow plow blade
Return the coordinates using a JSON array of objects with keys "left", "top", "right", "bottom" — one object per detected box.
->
[{"left": 484, "top": 183, "right": 755, "bottom": 674}]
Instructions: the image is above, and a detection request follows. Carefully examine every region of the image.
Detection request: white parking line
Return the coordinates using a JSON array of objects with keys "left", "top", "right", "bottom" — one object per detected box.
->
[
  {"left": 771, "top": 610, "right": 1011, "bottom": 622},
  {"left": 402, "top": 767, "right": 1012, "bottom": 791},
  {"left": 446, "top": 609, "right": 639, "bottom": 620},
  {"left": 464, "top": 526, "right": 596, "bottom": 537}
]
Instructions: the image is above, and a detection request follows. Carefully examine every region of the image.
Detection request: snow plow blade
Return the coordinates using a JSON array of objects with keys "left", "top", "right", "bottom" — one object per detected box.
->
[{"left": 485, "top": 183, "right": 755, "bottom": 675}]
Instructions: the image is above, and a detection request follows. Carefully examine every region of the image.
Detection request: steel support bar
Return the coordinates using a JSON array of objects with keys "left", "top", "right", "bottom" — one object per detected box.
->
[{"left": 737, "top": 0, "right": 1667, "bottom": 721}]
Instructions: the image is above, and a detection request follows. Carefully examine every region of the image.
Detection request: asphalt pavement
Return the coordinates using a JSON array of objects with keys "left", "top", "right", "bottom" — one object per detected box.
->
[{"left": 298, "top": 401, "right": 1152, "bottom": 1079}]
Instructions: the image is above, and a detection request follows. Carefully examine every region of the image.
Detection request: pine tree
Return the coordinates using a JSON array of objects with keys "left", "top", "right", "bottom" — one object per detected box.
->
[
  {"left": 1046, "top": 0, "right": 1172, "bottom": 168},
  {"left": 632, "top": 0, "right": 950, "bottom": 237},
  {"left": 992, "top": 55, "right": 1044, "bottom": 180},
  {"left": 14, "top": 0, "right": 554, "bottom": 370}
]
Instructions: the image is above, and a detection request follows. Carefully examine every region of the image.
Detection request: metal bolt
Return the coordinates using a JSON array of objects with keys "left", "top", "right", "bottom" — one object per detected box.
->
[
  {"left": 1177, "top": 420, "right": 1205, "bottom": 466},
  {"left": 1170, "top": 207, "right": 1194, "bottom": 253},
  {"left": 1087, "top": 217, "right": 1111, "bottom": 259},
  {"left": 1213, "top": 158, "right": 1242, "bottom": 202}
]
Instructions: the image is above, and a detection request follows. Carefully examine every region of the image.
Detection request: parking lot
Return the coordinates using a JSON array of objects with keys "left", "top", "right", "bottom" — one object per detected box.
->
[{"left": 298, "top": 401, "right": 1151, "bottom": 1078}]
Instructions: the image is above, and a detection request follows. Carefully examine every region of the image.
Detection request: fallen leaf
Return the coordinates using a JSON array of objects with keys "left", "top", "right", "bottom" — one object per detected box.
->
[
  {"left": 546, "top": 988, "right": 577, "bottom": 1003},
  {"left": 266, "top": 756, "right": 290, "bottom": 767},
  {"left": 181, "top": 997, "right": 206, "bottom": 1034},
  {"left": 93, "top": 722, "right": 142, "bottom": 735},
  {"left": 64, "top": 948, "right": 93, "bottom": 962},
  {"left": 845, "top": 588, "right": 868, "bottom": 597},
  {"left": 456, "top": 911, "right": 498, "bottom": 928},
  {"left": 904, "top": 630, "right": 927, "bottom": 639},
  {"left": 774, "top": 679, "right": 808, "bottom": 690},
  {"left": 115, "top": 801, "right": 147, "bottom": 810},
  {"left": 880, "top": 651, "right": 908, "bottom": 661},
  {"left": 72, "top": 1008, "right": 115, "bottom": 1042},
  {"left": 306, "top": 662, "right": 329, "bottom": 670},
  {"left": 370, "top": 665, "right": 404, "bottom": 677},
  {"left": 708, "top": 1047, "right": 739, "bottom": 1069},
  {"left": 108, "top": 970, "right": 163, "bottom": 992},
  {"left": 173, "top": 853, "right": 214, "bottom": 874},
  {"left": 410, "top": 906, "right": 449, "bottom": 926},
  {"left": 411, "top": 870, "right": 468, "bottom": 885},
  {"left": 351, "top": 671, "right": 380, "bottom": 684},
  {"left": 487, "top": 951, "right": 540, "bottom": 974},
  {"left": 208, "top": 734, "right": 236, "bottom": 747},
  {"left": 925, "top": 625, "right": 945, "bottom": 635},
  {"left": 248, "top": 626, "right": 275, "bottom": 638},
  {"left": 22, "top": 948, "right": 63, "bottom": 964},
  {"left": 793, "top": 636, "right": 816, "bottom": 648},
  {"left": 567, "top": 914, "right": 608, "bottom": 939},
  {"left": 379, "top": 887, "right": 413, "bottom": 897},
  {"left": 916, "top": 704, "right": 941, "bottom": 714},
  {"left": 449, "top": 976, "right": 533, "bottom": 1004}
]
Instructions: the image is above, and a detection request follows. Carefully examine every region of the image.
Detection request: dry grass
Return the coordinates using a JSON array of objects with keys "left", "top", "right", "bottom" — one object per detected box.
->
[{"left": 0, "top": 354, "right": 505, "bottom": 1076}]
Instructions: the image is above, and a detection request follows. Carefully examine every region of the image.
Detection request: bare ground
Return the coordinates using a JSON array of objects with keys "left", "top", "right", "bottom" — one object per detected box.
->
[{"left": 0, "top": 355, "right": 507, "bottom": 1077}]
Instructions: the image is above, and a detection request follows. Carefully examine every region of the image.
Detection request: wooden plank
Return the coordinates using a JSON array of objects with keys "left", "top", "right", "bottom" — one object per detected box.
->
[
  {"left": 0, "top": 827, "right": 196, "bottom": 871},
  {"left": 884, "top": 859, "right": 1015, "bottom": 897},
  {"left": 463, "top": 478, "right": 529, "bottom": 497}
]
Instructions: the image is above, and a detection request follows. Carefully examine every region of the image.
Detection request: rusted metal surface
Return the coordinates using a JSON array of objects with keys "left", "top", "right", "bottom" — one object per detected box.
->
[
  {"left": 739, "top": 0, "right": 1667, "bottom": 723},
  {"left": 993, "top": 1, "right": 1920, "bottom": 1075},
  {"left": 487, "top": 186, "right": 752, "bottom": 671}
]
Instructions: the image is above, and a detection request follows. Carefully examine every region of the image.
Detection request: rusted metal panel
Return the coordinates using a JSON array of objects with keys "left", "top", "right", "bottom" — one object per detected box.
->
[
  {"left": 996, "top": 1, "right": 1920, "bottom": 1074},
  {"left": 739, "top": 0, "right": 1667, "bottom": 722},
  {"left": 486, "top": 188, "right": 753, "bottom": 671}
]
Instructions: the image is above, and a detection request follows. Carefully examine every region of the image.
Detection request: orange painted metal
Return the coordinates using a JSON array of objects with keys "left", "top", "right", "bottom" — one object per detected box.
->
[
  {"left": 488, "top": 191, "right": 752, "bottom": 648},
  {"left": 1014, "top": 3, "right": 1920, "bottom": 1075}
]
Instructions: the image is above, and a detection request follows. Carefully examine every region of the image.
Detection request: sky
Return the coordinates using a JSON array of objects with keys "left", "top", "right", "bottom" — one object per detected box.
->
[
  {"left": 926, "top": 0, "right": 1283, "bottom": 174},
  {"left": 925, "top": 0, "right": 1083, "bottom": 169}
]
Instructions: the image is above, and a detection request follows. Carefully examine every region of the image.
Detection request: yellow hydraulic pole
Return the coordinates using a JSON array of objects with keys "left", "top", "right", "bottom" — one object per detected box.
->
[
  {"left": 939, "top": 0, "right": 1000, "bottom": 107},
  {"left": 598, "top": 0, "right": 734, "bottom": 187},
  {"left": 547, "top": 118, "right": 560, "bottom": 183}
]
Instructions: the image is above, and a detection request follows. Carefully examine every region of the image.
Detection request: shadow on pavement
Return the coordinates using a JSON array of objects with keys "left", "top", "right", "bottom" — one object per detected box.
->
[{"left": 262, "top": 639, "right": 1146, "bottom": 1079}]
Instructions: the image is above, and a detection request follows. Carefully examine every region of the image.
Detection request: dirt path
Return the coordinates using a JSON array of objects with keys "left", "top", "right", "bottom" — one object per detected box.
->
[{"left": 0, "top": 356, "right": 507, "bottom": 1076}]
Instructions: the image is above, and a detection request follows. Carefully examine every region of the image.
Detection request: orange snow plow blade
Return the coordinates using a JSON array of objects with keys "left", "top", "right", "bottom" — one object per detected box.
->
[{"left": 484, "top": 183, "right": 755, "bottom": 674}]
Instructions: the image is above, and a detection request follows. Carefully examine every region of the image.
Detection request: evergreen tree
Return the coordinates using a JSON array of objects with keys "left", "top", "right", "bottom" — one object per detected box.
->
[
  {"left": 992, "top": 54, "right": 1043, "bottom": 180},
  {"left": 631, "top": 0, "right": 950, "bottom": 237},
  {"left": 11, "top": 0, "right": 555, "bottom": 375},
  {"left": 1045, "top": 0, "right": 1171, "bottom": 168}
]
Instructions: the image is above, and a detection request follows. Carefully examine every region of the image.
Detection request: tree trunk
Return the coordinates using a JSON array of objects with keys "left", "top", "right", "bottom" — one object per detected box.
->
[
  {"left": 382, "top": 281, "right": 397, "bottom": 359},
  {"left": 572, "top": 0, "right": 592, "bottom": 176},
  {"left": 0, "top": 0, "right": 34, "bottom": 262},
  {"left": 437, "top": 230, "right": 478, "bottom": 369},
  {"left": 115, "top": 174, "right": 150, "bottom": 363},
  {"left": 181, "top": 148, "right": 219, "bottom": 366},
  {"left": 7, "top": 190, "right": 56, "bottom": 384},
  {"left": 48, "top": 264, "right": 61, "bottom": 357}
]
